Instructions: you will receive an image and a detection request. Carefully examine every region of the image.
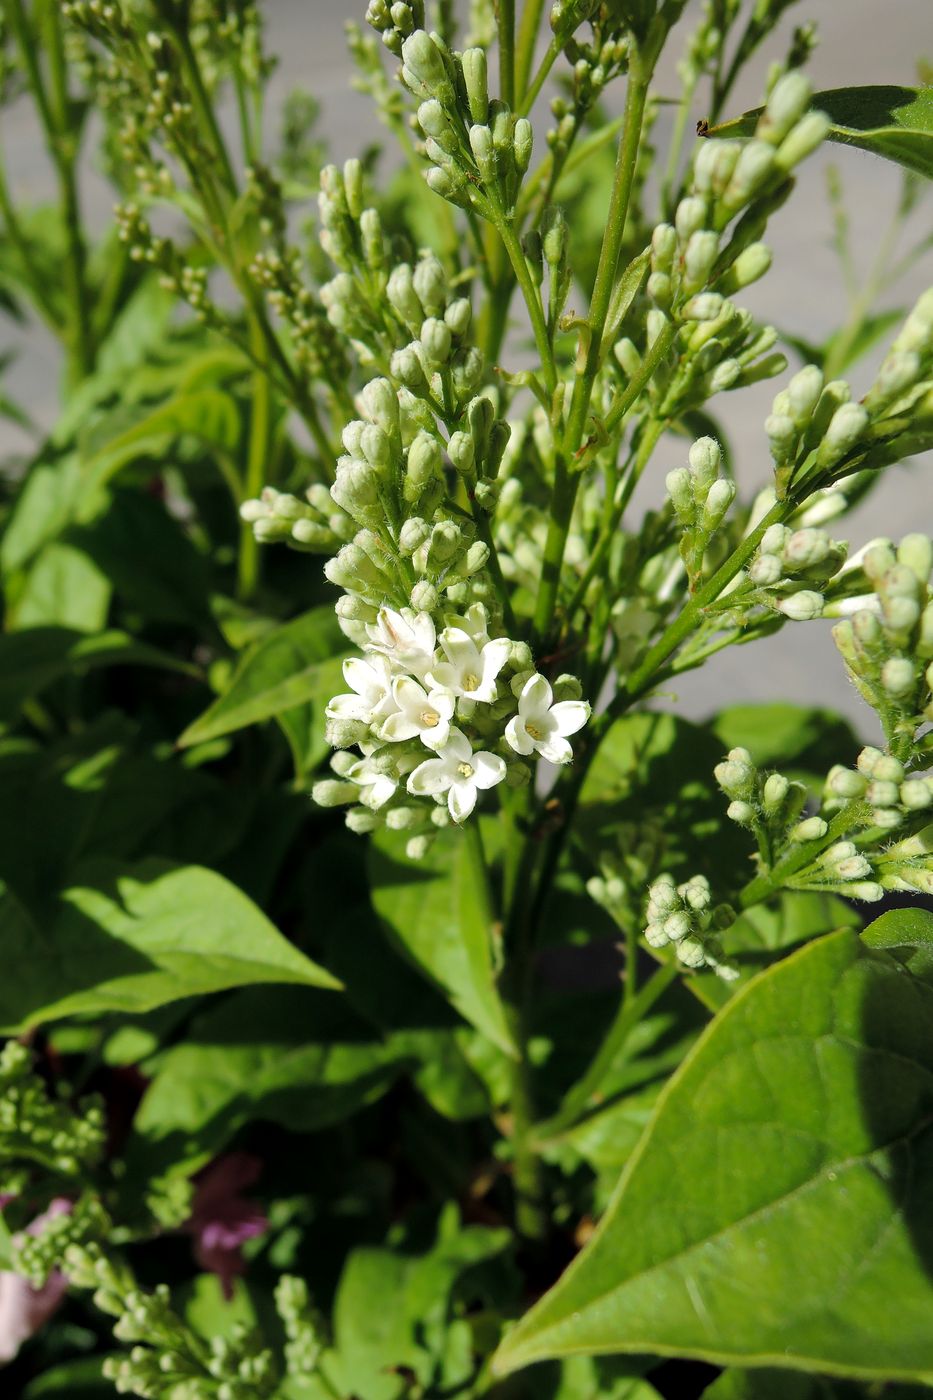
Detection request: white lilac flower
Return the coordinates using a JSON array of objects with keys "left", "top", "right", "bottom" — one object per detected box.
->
[
  {"left": 326, "top": 654, "right": 397, "bottom": 724},
  {"left": 444, "top": 602, "right": 490, "bottom": 646},
  {"left": 429, "top": 628, "right": 512, "bottom": 701},
  {"left": 381, "top": 676, "right": 455, "bottom": 746},
  {"left": 505, "top": 673, "right": 590, "bottom": 764},
  {"left": 346, "top": 755, "right": 399, "bottom": 810},
  {"left": 366, "top": 607, "right": 437, "bottom": 678},
  {"left": 407, "top": 727, "right": 506, "bottom": 822}
]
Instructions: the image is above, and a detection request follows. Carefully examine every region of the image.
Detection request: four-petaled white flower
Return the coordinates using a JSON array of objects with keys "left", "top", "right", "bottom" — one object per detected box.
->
[
  {"left": 366, "top": 607, "right": 436, "bottom": 678},
  {"left": 505, "top": 674, "right": 590, "bottom": 764},
  {"left": 381, "top": 676, "right": 455, "bottom": 746},
  {"left": 407, "top": 728, "right": 506, "bottom": 822},
  {"left": 429, "top": 628, "right": 512, "bottom": 702},
  {"left": 444, "top": 602, "right": 490, "bottom": 647},
  {"left": 326, "top": 654, "right": 397, "bottom": 724},
  {"left": 346, "top": 755, "right": 398, "bottom": 810}
]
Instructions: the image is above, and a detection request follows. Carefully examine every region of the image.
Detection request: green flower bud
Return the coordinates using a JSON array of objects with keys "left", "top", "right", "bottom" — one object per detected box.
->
[
  {"left": 762, "top": 773, "right": 789, "bottom": 809},
  {"left": 360, "top": 423, "right": 392, "bottom": 469},
  {"left": 778, "top": 590, "right": 824, "bottom": 621},
  {"left": 413, "top": 254, "right": 447, "bottom": 317},
  {"left": 452, "top": 345, "right": 484, "bottom": 396},
  {"left": 866, "top": 349, "right": 921, "bottom": 409},
  {"left": 404, "top": 431, "right": 442, "bottom": 502},
  {"left": 410, "top": 581, "right": 438, "bottom": 611},
  {"left": 783, "top": 528, "right": 832, "bottom": 569},
  {"left": 666, "top": 467, "right": 693, "bottom": 518},
  {"left": 760, "top": 71, "right": 812, "bottom": 143},
  {"left": 461, "top": 47, "right": 489, "bottom": 124},
  {"left": 469, "top": 123, "right": 497, "bottom": 182},
  {"left": 892, "top": 288, "right": 933, "bottom": 355},
  {"left": 290, "top": 519, "right": 336, "bottom": 550},
  {"left": 786, "top": 364, "right": 823, "bottom": 423},
  {"left": 614, "top": 337, "right": 641, "bottom": 376},
  {"left": 651, "top": 222, "right": 677, "bottom": 271},
  {"left": 676, "top": 936, "right": 707, "bottom": 969},
  {"left": 360, "top": 377, "right": 400, "bottom": 436},
  {"left": 827, "top": 766, "right": 867, "bottom": 799},
  {"left": 702, "top": 477, "right": 736, "bottom": 530},
  {"left": 425, "top": 166, "right": 468, "bottom": 203},
  {"left": 776, "top": 110, "right": 830, "bottom": 170},
  {"left": 866, "top": 779, "right": 899, "bottom": 808},
  {"left": 346, "top": 807, "right": 382, "bottom": 833},
  {"left": 748, "top": 554, "right": 784, "bottom": 586},
  {"left": 852, "top": 608, "right": 883, "bottom": 648},
  {"left": 331, "top": 459, "right": 382, "bottom": 522},
  {"left": 688, "top": 435, "right": 721, "bottom": 492},
  {"left": 541, "top": 206, "right": 567, "bottom": 267},
  {"left": 727, "top": 799, "right": 756, "bottom": 825},
  {"left": 645, "top": 921, "right": 670, "bottom": 948},
  {"left": 683, "top": 229, "right": 720, "bottom": 292},
  {"left": 817, "top": 401, "right": 868, "bottom": 465},
  {"left": 683, "top": 292, "right": 725, "bottom": 321},
  {"left": 901, "top": 779, "right": 933, "bottom": 810},
  {"left": 674, "top": 196, "right": 707, "bottom": 241},
  {"left": 426, "top": 520, "right": 463, "bottom": 572},
  {"left": 715, "top": 747, "right": 756, "bottom": 799},
  {"left": 474, "top": 480, "right": 501, "bottom": 511},
  {"left": 765, "top": 412, "right": 798, "bottom": 463},
  {"left": 722, "top": 140, "right": 775, "bottom": 210},
  {"left": 897, "top": 533, "right": 933, "bottom": 586},
  {"left": 694, "top": 139, "right": 739, "bottom": 195},
  {"left": 420, "top": 316, "right": 453, "bottom": 368},
  {"left": 398, "top": 517, "right": 430, "bottom": 556},
  {"left": 792, "top": 816, "right": 828, "bottom": 842},
  {"left": 312, "top": 779, "right": 357, "bottom": 807},
  {"left": 391, "top": 343, "right": 429, "bottom": 390},
  {"left": 881, "top": 656, "right": 916, "bottom": 697},
  {"left": 647, "top": 271, "right": 672, "bottom": 307},
  {"left": 514, "top": 118, "right": 533, "bottom": 173},
  {"left": 401, "top": 30, "right": 454, "bottom": 104},
  {"left": 417, "top": 98, "right": 456, "bottom": 147},
  {"left": 447, "top": 430, "right": 475, "bottom": 474},
  {"left": 387, "top": 263, "right": 425, "bottom": 330},
  {"left": 444, "top": 297, "right": 472, "bottom": 337},
  {"left": 344, "top": 158, "right": 364, "bottom": 219},
  {"left": 360, "top": 207, "right": 385, "bottom": 270},
  {"left": 664, "top": 910, "right": 692, "bottom": 941},
  {"left": 708, "top": 359, "right": 741, "bottom": 392}
]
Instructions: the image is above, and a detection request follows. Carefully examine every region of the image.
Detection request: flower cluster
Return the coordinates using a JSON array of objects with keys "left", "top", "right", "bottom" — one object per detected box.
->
[
  {"left": 831, "top": 534, "right": 933, "bottom": 748},
  {"left": 666, "top": 436, "right": 736, "bottom": 589},
  {"left": 314, "top": 602, "right": 589, "bottom": 839},
  {"left": 742, "top": 517, "right": 848, "bottom": 622},
  {"left": 643, "top": 873, "right": 738, "bottom": 980},
  {"left": 0, "top": 1042, "right": 105, "bottom": 1195}
]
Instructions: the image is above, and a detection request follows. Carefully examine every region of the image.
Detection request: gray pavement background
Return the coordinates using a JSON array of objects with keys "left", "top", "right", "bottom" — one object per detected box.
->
[{"left": 1, "top": 0, "right": 931, "bottom": 735}]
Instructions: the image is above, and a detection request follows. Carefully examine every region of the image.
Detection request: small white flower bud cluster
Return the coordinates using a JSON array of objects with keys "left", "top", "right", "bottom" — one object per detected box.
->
[
  {"left": 789, "top": 839, "right": 883, "bottom": 903},
  {"left": 744, "top": 521, "right": 847, "bottom": 621},
  {"left": 715, "top": 744, "right": 809, "bottom": 846},
  {"left": 644, "top": 874, "right": 738, "bottom": 980},
  {"left": 666, "top": 436, "right": 736, "bottom": 587},
  {"left": 876, "top": 823, "right": 933, "bottom": 898},
  {"left": 864, "top": 287, "right": 933, "bottom": 415},
  {"left": 0, "top": 1041, "right": 106, "bottom": 1190},
  {"left": 240, "top": 485, "right": 354, "bottom": 554},
  {"left": 276, "top": 1275, "right": 326, "bottom": 1381},
  {"left": 825, "top": 748, "right": 933, "bottom": 834},
  {"left": 365, "top": 0, "right": 425, "bottom": 56},
  {"left": 314, "top": 601, "right": 590, "bottom": 844},
  {"left": 765, "top": 362, "right": 870, "bottom": 498},
  {"left": 831, "top": 535, "right": 933, "bottom": 742},
  {"left": 387, "top": 31, "right": 533, "bottom": 217}
]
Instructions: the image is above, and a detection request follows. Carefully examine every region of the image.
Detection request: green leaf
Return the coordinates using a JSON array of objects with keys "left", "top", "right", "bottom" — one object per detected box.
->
[
  {"left": 0, "top": 627, "right": 200, "bottom": 720},
  {"left": 493, "top": 928, "right": 933, "bottom": 1383},
  {"left": 178, "top": 606, "right": 345, "bottom": 748},
  {"left": 702, "top": 1369, "right": 933, "bottom": 1400},
  {"left": 711, "top": 704, "right": 858, "bottom": 783},
  {"left": 369, "top": 829, "right": 517, "bottom": 1058},
  {"left": 130, "top": 985, "right": 404, "bottom": 1169},
  {"left": 81, "top": 387, "right": 241, "bottom": 495},
  {"left": 711, "top": 86, "right": 933, "bottom": 180},
  {"left": 23, "top": 1356, "right": 117, "bottom": 1399},
  {"left": 12, "top": 542, "right": 111, "bottom": 632},
  {"left": 1, "top": 857, "right": 341, "bottom": 1031},
  {"left": 861, "top": 905, "right": 933, "bottom": 980},
  {"left": 326, "top": 1206, "right": 510, "bottom": 1400}
]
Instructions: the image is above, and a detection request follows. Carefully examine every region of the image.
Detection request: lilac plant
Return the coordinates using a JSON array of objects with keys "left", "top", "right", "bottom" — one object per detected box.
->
[{"left": 0, "top": 0, "right": 932, "bottom": 1396}]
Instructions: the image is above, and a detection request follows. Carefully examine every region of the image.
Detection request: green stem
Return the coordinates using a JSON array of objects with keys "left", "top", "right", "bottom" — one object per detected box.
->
[
  {"left": 238, "top": 315, "right": 273, "bottom": 600},
  {"left": 517, "top": 34, "right": 561, "bottom": 116},
  {"left": 536, "top": 960, "right": 679, "bottom": 1141},
  {"left": 739, "top": 801, "right": 871, "bottom": 910},
  {"left": 492, "top": 213, "right": 557, "bottom": 394},
  {"left": 465, "top": 820, "right": 547, "bottom": 1243},
  {"left": 515, "top": 0, "right": 547, "bottom": 102},
  {"left": 498, "top": 0, "right": 516, "bottom": 108},
  {"left": 530, "top": 60, "right": 652, "bottom": 647}
]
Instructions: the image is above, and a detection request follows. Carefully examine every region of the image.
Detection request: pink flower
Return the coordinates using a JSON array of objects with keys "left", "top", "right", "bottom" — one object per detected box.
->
[
  {"left": 183, "top": 1153, "right": 267, "bottom": 1300},
  {"left": 0, "top": 1198, "right": 71, "bottom": 1366}
]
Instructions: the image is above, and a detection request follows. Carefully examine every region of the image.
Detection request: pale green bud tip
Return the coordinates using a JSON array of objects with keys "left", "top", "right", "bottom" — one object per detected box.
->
[
  {"left": 727, "top": 800, "right": 756, "bottom": 825},
  {"left": 763, "top": 773, "right": 789, "bottom": 807},
  {"left": 897, "top": 533, "right": 933, "bottom": 585},
  {"left": 762, "top": 71, "right": 813, "bottom": 139},
  {"left": 792, "top": 816, "right": 828, "bottom": 842},
  {"left": 827, "top": 765, "right": 867, "bottom": 799},
  {"left": 688, "top": 435, "right": 721, "bottom": 481},
  {"left": 777, "top": 110, "right": 831, "bottom": 169},
  {"left": 777, "top": 590, "right": 824, "bottom": 621}
]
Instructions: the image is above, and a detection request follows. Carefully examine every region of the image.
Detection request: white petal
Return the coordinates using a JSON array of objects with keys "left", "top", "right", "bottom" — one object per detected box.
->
[
  {"left": 471, "top": 751, "right": 506, "bottom": 790},
  {"left": 343, "top": 656, "right": 381, "bottom": 699},
  {"left": 443, "top": 727, "right": 472, "bottom": 763},
  {"left": 367, "top": 774, "right": 397, "bottom": 808},
  {"left": 551, "top": 700, "right": 590, "bottom": 737},
  {"left": 411, "top": 612, "right": 436, "bottom": 654},
  {"left": 519, "top": 672, "right": 553, "bottom": 719},
  {"left": 448, "top": 779, "right": 477, "bottom": 822},
  {"left": 408, "top": 758, "right": 451, "bottom": 797},
  {"left": 393, "top": 675, "right": 428, "bottom": 718},
  {"left": 480, "top": 637, "right": 512, "bottom": 678},
  {"left": 381, "top": 712, "right": 420, "bottom": 742},
  {"left": 538, "top": 734, "right": 573, "bottom": 764},
  {"left": 440, "top": 628, "right": 481, "bottom": 672},
  {"left": 505, "top": 715, "right": 534, "bottom": 756},
  {"left": 427, "top": 689, "right": 456, "bottom": 721},
  {"left": 426, "top": 662, "right": 459, "bottom": 692},
  {"left": 325, "top": 693, "right": 368, "bottom": 721}
]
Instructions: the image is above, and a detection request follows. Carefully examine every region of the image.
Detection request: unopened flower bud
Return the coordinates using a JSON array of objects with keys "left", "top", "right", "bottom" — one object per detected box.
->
[
  {"left": 398, "top": 516, "right": 430, "bottom": 555},
  {"left": 792, "top": 816, "right": 828, "bottom": 842},
  {"left": 683, "top": 292, "right": 725, "bottom": 321},
  {"left": 818, "top": 402, "right": 868, "bottom": 464},
  {"left": 777, "top": 590, "right": 824, "bottom": 621},
  {"left": 683, "top": 230, "right": 720, "bottom": 292},
  {"left": 727, "top": 800, "right": 756, "bottom": 825},
  {"left": 897, "top": 534, "right": 933, "bottom": 586},
  {"left": 445, "top": 297, "right": 472, "bottom": 338},
  {"left": 827, "top": 766, "right": 867, "bottom": 799},
  {"left": 761, "top": 71, "right": 813, "bottom": 142},
  {"left": 401, "top": 30, "right": 454, "bottom": 103},
  {"left": 469, "top": 123, "right": 496, "bottom": 182},
  {"left": 723, "top": 140, "right": 775, "bottom": 209},
  {"left": 674, "top": 196, "right": 707, "bottom": 241},
  {"left": 762, "top": 773, "right": 789, "bottom": 809},
  {"left": 651, "top": 222, "right": 677, "bottom": 270},
  {"left": 776, "top": 110, "right": 831, "bottom": 170},
  {"left": 541, "top": 206, "right": 566, "bottom": 267},
  {"left": 866, "top": 779, "right": 899, "bottom": 808},
  {"left": 461, "top": 46, "right": 489, "bottom": 124},
  {"left": 404, "top": 431, "right": 442, "bottom": 501},
  {"left": 881, "top": 656, "right": 916, "bottom": 697},
  {"left": 901, "top": 779, "right": 933, "bottom": 810},
  {"left": 676, "top": 936, "right": 707, "bottom": 969},
  {"left": 360, "top": 377, "right": 400, "bottom": 435},
  {"left": 514, "top": 118, "right": 533, "bottom": 173},
  {"left": 420, "top": 316, "right": 452, "bottom": 368},
  {"left": 391, "top": 343, "right": 429, "bottom": 389},
  {"left": 702, "top": 478, "right": 736, "bottom": 530}
]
